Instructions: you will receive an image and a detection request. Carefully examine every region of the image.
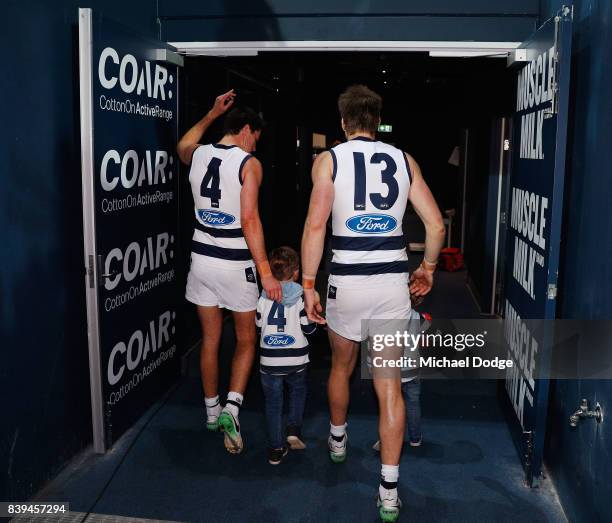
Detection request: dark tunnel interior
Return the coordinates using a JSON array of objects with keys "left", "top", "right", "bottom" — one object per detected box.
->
[{"left": 176, "top": 52, "right": 515, "bottom": 343}]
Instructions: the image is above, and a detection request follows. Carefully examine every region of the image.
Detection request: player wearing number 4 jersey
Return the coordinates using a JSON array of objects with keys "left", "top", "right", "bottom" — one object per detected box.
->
[
  {"left": 301, "top": 85, "right": 445, "bottom": 522},
  {"left": 177, "top": 90, "right": 282, "bottom": 455}
]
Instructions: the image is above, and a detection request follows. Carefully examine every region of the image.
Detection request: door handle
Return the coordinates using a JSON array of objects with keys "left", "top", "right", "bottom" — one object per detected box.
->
[
  {"left": 569, "top": 399, "right": 603, "bottom": 427},
  {"left": 97, "top": 255, "right": 118, "bottom": 280}
]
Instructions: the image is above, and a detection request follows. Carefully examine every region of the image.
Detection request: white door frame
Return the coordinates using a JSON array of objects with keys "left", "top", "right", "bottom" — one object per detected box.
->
[{"left": 169, "top": 40, "right": 520, "bottom": 57}]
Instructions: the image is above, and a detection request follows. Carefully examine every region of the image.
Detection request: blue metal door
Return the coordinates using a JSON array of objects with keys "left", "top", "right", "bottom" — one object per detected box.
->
[{"left": 500, "top": 5, "right": 573, "bottom": 486}]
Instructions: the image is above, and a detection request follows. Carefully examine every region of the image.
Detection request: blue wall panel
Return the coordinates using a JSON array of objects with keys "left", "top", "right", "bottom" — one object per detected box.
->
[
  {"left": 0, "top": 0, "right": 158, "bottom": 502},
  {"left": 160, "top": 0, "right": 539, "bottom": 17},
  {"left": 539, "top": 1, "right": 612, "bottom": 521},
  {"left": 160, "top": 0, "right": 538, "bottom": 42},
  {"left": 162, "top": 16, "right": 536, "bottom": 43}
]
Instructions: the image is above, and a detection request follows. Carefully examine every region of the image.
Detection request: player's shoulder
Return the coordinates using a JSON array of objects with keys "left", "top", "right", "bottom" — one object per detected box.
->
[
  {"left": 311, "top": 150, "right": 334, "bottom": 178},
  {"left": 191, "top": 143, "right": 208, "bottom": 159},
  {"left": 313, "top": 149, "right": 333, "bottom": 166},
  {"left": 240, "top": 154, "right": 262, "bottom": 181},
  {"left": 402, "top": 152, "right": 419, "bottom": 174},
  {"left": 376, "top": 139, "right": 404, "bottom": 154},
  {"left": 243, "top": 153, "right": 261, "bottom": 167}
]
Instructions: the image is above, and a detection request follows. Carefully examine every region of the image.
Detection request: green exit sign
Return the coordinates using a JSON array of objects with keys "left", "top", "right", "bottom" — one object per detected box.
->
[{"left": 378, "top": 124, "right": 392, "bottom": 133}]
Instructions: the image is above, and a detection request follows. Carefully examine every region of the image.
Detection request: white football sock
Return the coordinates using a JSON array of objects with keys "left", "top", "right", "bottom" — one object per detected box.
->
[
  {"left": 379, "top": 464, "right": 399, "bottom": 500},
  {"left": 330, "top": 422, "right": 347, "bottom": 440},
  {"left": 204, "top": 395, "right": 221, "bottom": 419},
  {"left": 224, "top": 391, "right": 243, "bottom": 418}
]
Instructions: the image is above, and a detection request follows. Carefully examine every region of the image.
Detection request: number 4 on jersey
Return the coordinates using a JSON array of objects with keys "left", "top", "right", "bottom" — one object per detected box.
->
[
  {"left": 201, "top": 157, "right": 222, "bottom": 208},
  {"left": 267, "top": 302, "right": 286, "bottom": 333}
]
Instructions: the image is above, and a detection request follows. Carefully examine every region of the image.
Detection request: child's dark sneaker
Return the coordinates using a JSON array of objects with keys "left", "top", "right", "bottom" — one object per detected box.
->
[
  {"left": 286, "top": 426, "right": 306, "bottom": 450},
  {"left": 268, "top": 446, "right": 289, "bottom": 465}
]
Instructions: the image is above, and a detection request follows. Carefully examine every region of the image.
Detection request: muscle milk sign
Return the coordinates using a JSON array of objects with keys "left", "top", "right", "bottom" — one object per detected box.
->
[
  {"left": 504, "top": 33, "right": 559, "bottom": 432},
  {"left": 516, "top": 47, "right": 555, "bottom": 160}
]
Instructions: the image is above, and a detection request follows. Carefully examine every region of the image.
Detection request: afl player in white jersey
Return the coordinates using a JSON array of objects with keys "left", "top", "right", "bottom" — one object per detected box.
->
[
  {"left": 177, "top": 90, "right": 282, "bottom": 455},
  {"left": 301, "top": 85, "right": 445, "bottom": 521}
]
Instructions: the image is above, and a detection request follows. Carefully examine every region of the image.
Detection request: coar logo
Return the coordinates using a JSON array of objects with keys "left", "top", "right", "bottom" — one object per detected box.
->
[
  {"left": 346, "top": 214, "right": 397, "bottom": 234},
  {"left": 198, "top": 209, "right": 235, "bottom": 226},
  {"left": 264, "top": 334, "right": 296, "bottom": 346},
  {"left": 98, "top": 47, "right": 171, "bottom": 100}
]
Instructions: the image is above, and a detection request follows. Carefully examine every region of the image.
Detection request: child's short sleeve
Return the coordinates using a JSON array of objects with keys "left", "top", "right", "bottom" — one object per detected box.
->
[
  {"left": 255, "top": 298, "right": 263, "bottom": 328},
  {"left": 299, "top": 297, "right": 317, "bottom": 335}
]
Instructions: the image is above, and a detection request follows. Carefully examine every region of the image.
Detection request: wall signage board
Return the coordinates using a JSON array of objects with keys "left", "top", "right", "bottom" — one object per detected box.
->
[
  {"left": 79, "top": 8, "right": 182, "bottom": 450},
  {"left": 501, "top": 6, "right": 573, "bottom": 485}
]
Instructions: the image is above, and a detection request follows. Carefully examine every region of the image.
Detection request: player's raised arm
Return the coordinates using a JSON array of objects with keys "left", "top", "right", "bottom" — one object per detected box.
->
[
  {"left": 406, "top": 153, "right": 446, "bottom": 297},
  {"left": 177, "top": 89, "right": 235, "bottom": 165},
  {"left": 240, "top": 156, "right": 282, "bottom": 302},
  {"left": 301, "top": 151, "right": 335, "bottom": 324}
]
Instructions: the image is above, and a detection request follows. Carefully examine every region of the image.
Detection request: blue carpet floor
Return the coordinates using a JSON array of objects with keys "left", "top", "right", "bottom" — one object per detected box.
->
[{"left": 41, "top": 271, "right": 567, "bottom": 522}]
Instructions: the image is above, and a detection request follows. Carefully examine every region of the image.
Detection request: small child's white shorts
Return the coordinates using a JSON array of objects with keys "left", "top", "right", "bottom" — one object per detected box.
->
[{"left": 185, "top": 254, "right": 258, "bottom": 312}]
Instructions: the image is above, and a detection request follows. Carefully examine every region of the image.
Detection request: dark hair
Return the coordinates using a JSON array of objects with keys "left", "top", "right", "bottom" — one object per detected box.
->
[
  {"left": 337, "top": 85, "right": 382, "bottom": 135},
  {"left": 222, "top": 107, "right": 265, "bottom": 135},
  {"left": 269, "top": 246, "right": 299, "bottom": 281}
]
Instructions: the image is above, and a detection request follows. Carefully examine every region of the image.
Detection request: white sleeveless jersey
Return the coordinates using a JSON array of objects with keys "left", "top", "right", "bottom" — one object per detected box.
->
[
  {"left": 329, "top": 137, "right": 412, "bottom": 286},
  {"left": 255, "top": 295, "right": 316, "bottom": 375},
  {"left": 189, "top": 144, "right": 253, "bottom": 268}
]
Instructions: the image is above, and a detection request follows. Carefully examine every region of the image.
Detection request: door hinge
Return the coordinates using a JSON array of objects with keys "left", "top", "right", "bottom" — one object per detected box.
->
[
  {"left": 503, "top": 139, "right": 510, "bottom": 151},
  {"left": 87, "top": 255, "right": 95, "bottom": 289},
  {"left": 523, "top": 430, "right": 534, "bottom": 480},
  {"left": 547, "top": 284, "right": 557, "bottom": 300},
  {"left": 523, "top": 430, "right": 534, "bottom": 466},
  {"left": 500, "top": 211, "right": 506, "bottom": 224}
]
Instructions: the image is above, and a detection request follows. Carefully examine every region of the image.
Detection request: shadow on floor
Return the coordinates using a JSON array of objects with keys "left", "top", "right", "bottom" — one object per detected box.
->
[{"left": 40, "top": 272, "right": 566, "bottom": 523}]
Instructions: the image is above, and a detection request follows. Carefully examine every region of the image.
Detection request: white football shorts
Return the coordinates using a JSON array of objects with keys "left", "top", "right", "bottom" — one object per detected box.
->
[
  {"left": 326, "top": 274, "right": 412, "bottom": 342},
  {"left": 185, "top": 254, "right": 258, "bottom": 312}
]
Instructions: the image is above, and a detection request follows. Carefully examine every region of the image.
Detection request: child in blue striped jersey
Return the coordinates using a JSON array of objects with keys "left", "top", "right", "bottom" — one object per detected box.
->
[{"left": 256, "top": 246, "right": 317, "bottom": 465}]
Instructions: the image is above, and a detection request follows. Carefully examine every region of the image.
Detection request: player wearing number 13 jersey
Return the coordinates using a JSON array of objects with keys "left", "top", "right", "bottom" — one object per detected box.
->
[
  {"left": 177, "top": 90, "right": 282, "bottom": 456},
  {"left": 301, "top": 85, "right": 445, "bottom": 522}
]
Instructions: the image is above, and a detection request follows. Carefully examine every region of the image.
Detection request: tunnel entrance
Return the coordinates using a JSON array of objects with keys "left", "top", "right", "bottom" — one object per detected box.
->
[
  {"left": 79, "top": 7, "right": 573, "bottom": 493},
  {"left": 178, "top": 51, "right": 514, "bottom": 321}
]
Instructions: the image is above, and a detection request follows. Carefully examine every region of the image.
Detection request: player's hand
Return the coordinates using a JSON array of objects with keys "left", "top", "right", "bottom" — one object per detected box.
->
[
  {"left": 409, "top": 267, "right": 433, "bottom": 297},
  {"left": 262, "top": 274, "right": 282, "bottom": 303},
  {"left": 209, "top": 89, "right": 236, "bottom": 118},
  {"left": 304, "top": 289, "right": 326, "bottom": 324}
]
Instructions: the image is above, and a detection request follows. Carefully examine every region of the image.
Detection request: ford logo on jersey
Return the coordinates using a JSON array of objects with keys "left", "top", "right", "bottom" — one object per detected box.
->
[
  {"left": 345, "top": 214, "right": 397, "bottom": 234},
  {"left": 197, "top": 209, "right": 236, "bottom": 226},
  {"left": 264, "top": 334, "right": 296, "bottom": 346}
]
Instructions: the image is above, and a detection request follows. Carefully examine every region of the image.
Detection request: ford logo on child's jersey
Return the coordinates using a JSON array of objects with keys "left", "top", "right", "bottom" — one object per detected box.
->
[
  {"left": 197, "top": 209, "right": 236, "bottom": 226},
  {"left": 264, "top": 334, "right": 296, "bottom": 346},
  {"left": 345, "top": 214, "right": 397, "bottom": 234}
]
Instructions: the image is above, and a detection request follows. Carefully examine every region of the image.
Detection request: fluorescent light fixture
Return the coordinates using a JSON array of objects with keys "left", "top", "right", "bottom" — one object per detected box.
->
[
  {"left": 429, "top": 51, "right": 508, "bottom": 58},
  {"left": 170, "top": 41, "right": 520, "bottom": 57}
]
